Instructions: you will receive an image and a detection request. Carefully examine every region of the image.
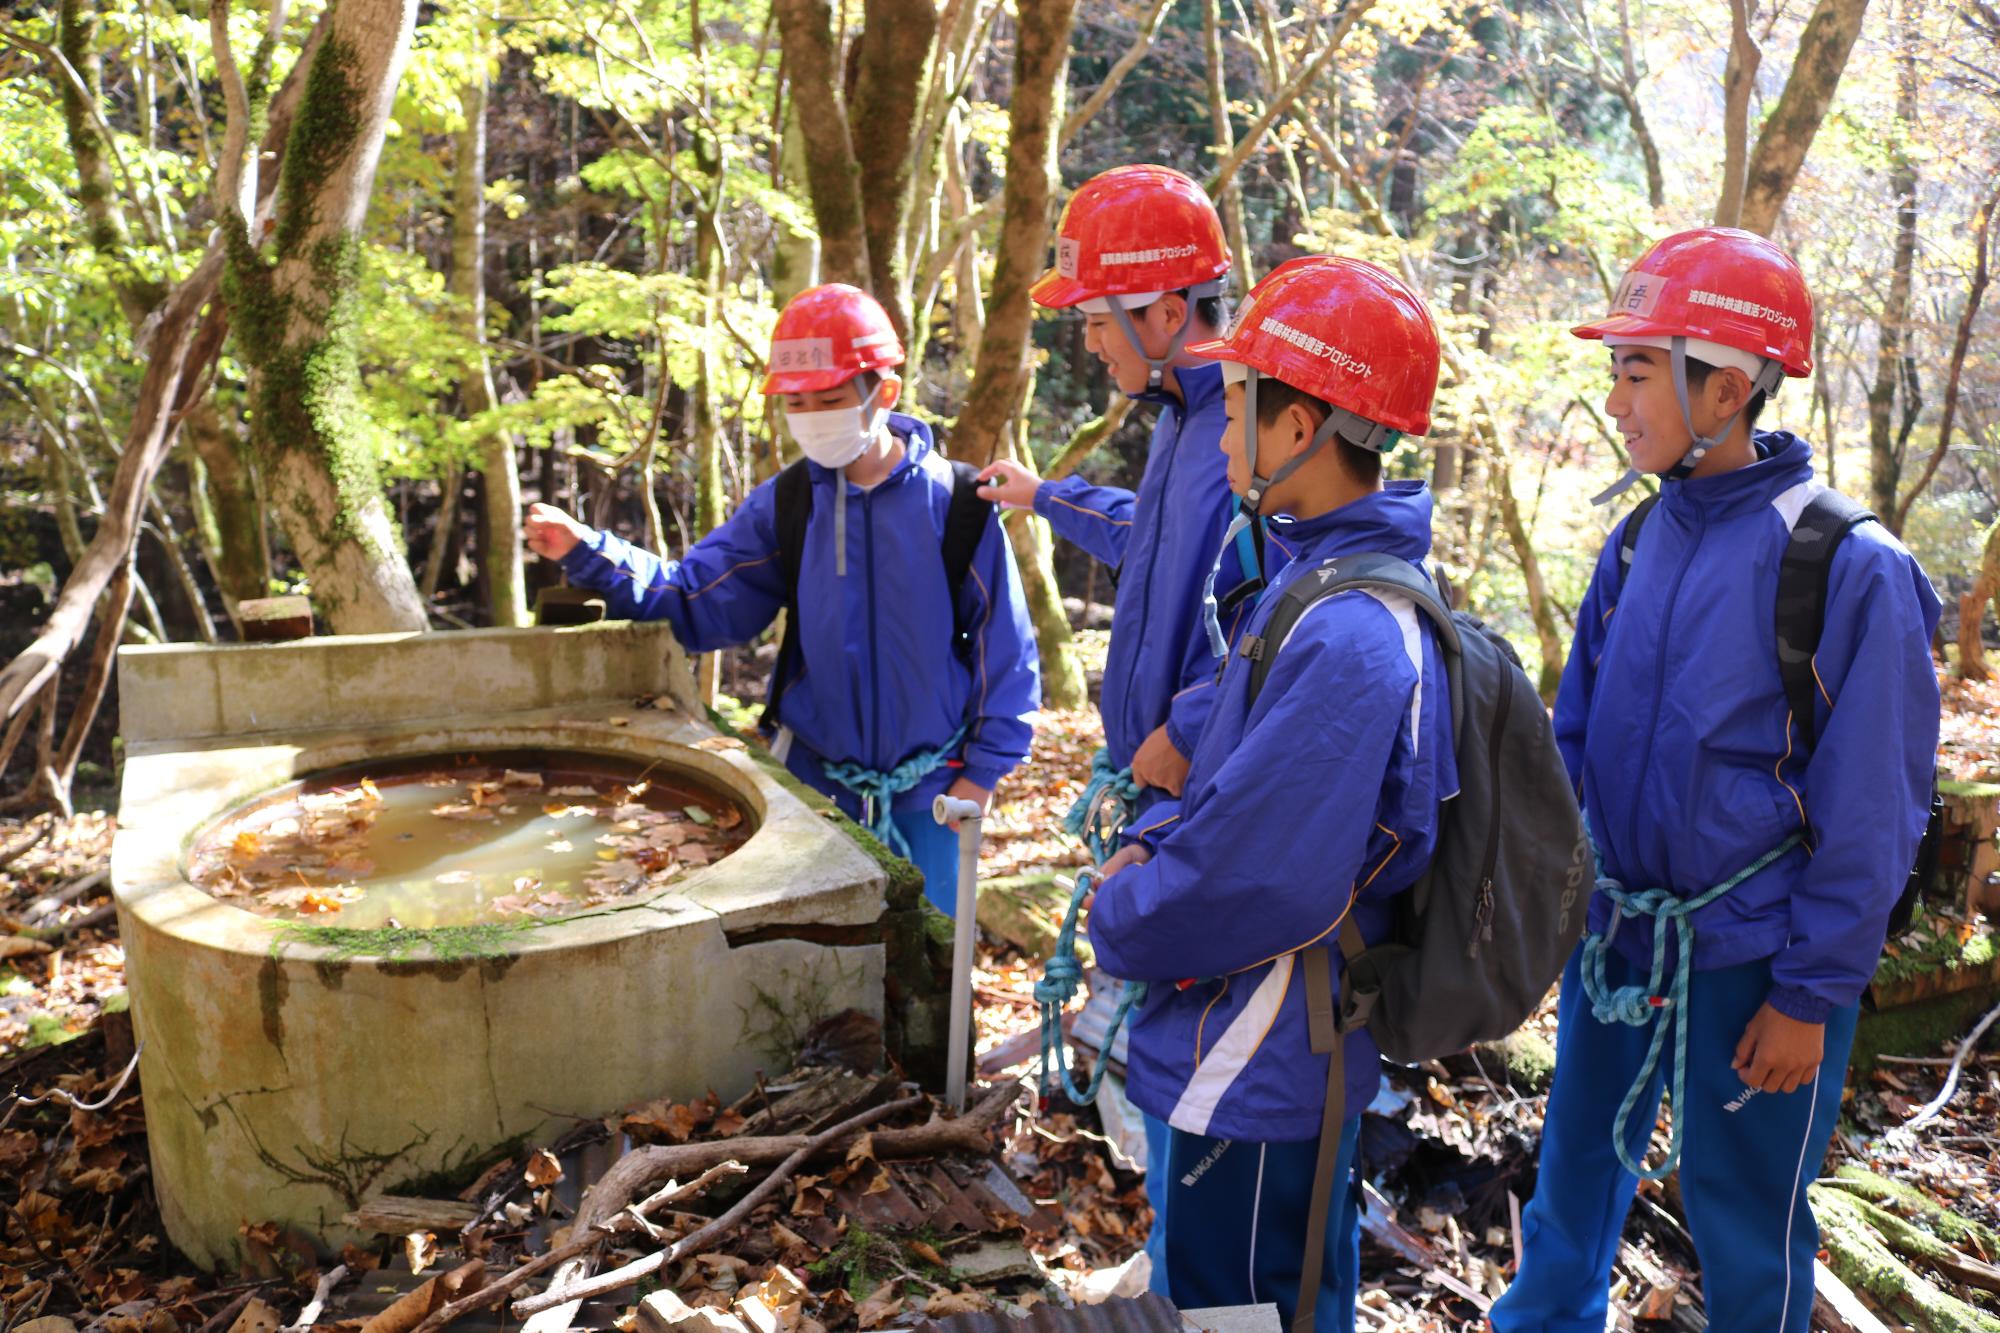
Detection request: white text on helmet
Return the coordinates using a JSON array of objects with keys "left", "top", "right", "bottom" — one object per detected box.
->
[
  {"left": 1100, "top": 243, "right": 1202, "bottom": 266},
  {"left": 1257, "top": 316, "right": 1374, "bottom": 379},
  {"left": 1687, "top": 287, "right": 1799, "bottom": 331}
]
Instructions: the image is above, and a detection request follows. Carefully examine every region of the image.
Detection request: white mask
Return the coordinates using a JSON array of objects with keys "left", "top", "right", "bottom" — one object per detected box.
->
[{"left": 785, "top": 387, "right": 886, "bottom": 469}]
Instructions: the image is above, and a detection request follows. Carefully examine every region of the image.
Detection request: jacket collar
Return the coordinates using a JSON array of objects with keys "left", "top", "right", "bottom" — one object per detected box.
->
[
  {"left": 805, "top": 412, "right": 935, "bottom": 488},
  {"left": 1271, "top": 480, "right": 1435, "bottom": 569},
  {"left": 1134, "top": 359, "right": 1226, "bottom": 418},
  {"left": 1658, "top": 430, "right": 1816, "bottom": 521}
]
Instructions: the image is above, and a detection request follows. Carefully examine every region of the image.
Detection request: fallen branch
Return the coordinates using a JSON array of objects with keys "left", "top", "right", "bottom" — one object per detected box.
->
[
  {"left": 22, "top": 868, "right": 108, "bottom": 925},
  {"left": 515, "top": 1084, "right": 1018, "bottom": 1319},
  {"left": 282, "top": 1263, "right": 348, "bottom": 1333},
  {"left": 1814, "top": 1258, "right": 1894, "bottom": 1333},
  {"left": 404, "top": 1160, "right": 748, "bottom": 1333},
  {"left": 1904, "top": 993, "right": 2000, "bottom": 1131},
  {"left": 0, "top": 819, "right": 51, "bottom": 872},
  {"left": 0, "top": 1041, "right": 143, "bottom": 1130}
]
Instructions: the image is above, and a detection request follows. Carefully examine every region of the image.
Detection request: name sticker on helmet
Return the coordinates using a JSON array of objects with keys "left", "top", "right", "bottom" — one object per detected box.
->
[
  {"left": 770, "top": 338, "right": 835, "bottom": 370},
  {"left": 1058, "top": 238, "right": 1080, "bottom": 278},
  {"left": 1258, "top": 316, "right": 1373, "bottom": 379},
  {"left": 1688, "top": 287, "right": 1799, "bottom": 330},
  {"left": 1100, "top": 243, "right": 1202, "bottom": 266},
  {"left": 1612, "top": 272, "right": 1664, "bottom": 317}
]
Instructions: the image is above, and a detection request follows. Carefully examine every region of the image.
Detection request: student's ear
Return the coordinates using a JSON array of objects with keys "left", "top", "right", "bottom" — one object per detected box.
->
[
  {"left": 1713, "top": 366, "right": 1752, "bottom": 416},
  {"left": 877, "top": 374, "right": 902, "bottom": 410},
  {"left": 1287, "top": 401, "right": 1319, "bottom": 462},
  {"left": 1147, "top": 293, "right": 1188, "bottom": 337}
]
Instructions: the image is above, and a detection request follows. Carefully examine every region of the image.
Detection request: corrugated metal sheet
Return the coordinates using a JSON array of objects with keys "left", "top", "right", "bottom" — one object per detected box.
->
[{"left": 915, "top": 1292, "right": 1187, "bottom": 1332}]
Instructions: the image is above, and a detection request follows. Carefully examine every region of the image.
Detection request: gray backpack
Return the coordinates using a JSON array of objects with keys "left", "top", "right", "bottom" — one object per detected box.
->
[{"left": 1238, "top": 552, "right": 1588, "bottom": 1332}]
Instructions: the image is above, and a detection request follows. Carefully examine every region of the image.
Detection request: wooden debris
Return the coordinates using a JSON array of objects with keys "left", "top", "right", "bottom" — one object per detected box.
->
[
  {"left": 358, "top": 1259, "right": 485, "bottom": 1333},
  {"left": 636, "top": 1292, "right": 750, "bottom": 1332},
  {"left": 1813, "top": 1259, "right": 1894, "bottom": 1333},
  {"left": 343, "top": 1196, "right": 481, "bottom": 1236},
  {"left": 237, "top": 596, "right": 313, "bottom": 643}
]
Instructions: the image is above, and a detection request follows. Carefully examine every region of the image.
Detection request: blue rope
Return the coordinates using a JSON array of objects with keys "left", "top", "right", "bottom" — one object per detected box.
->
[
  {"left": 1581, "top": 831, "right": 1805, "bottom": 1180},
  {"left": 821, "top": 724, "right": 970, "bottom": 860},
  {"left": 1061, "top": 748, "right": 1141, "bottom": 867},
  {"left": 1035, "top": 868, "right": 1147, "bottom": 1108}
]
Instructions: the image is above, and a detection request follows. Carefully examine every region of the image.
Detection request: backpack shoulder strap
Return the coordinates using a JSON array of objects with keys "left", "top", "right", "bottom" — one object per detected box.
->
[
  {"left": 760, "top": 460, "right": 815, "bottom": 728},
  {"left": 1776, "top": 484, "right": 1876, "bottom": 750},
  {"left": 1242, "top": 553, "right": 1459, "bottom": 707},
  {"left": 941, "top": 459, "right": 996, "bottom": 596},
  {"left": 1615, "top": 492, "right": 1659, "bottom": 592}
]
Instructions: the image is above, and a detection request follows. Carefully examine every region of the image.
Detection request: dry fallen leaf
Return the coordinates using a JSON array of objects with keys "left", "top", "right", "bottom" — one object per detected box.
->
[
  {"left": 693, "top": 735, "right": 746, "bottom": 752},
  {"left": 404, "top": 1229, "right": 436, "bottom": 1275},
  {"left": 524, "top": 1149, "right": 563, "bottom": 1187}
]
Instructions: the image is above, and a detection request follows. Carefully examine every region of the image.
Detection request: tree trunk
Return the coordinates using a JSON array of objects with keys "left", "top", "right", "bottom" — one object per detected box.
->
[
  {"left": 1488, "top": 443, "right": 1564, "bottom": 699},
  {"left": 419, "top": 463, "right": 464, "bottom": 603},
  {"left": 1714, "top": 0, "right": 1760, "bottom": 228},
  {"left": 1616, "top": 0, "right": 1665, "bottom": 209},
  {"left": 223, "top": 0, "right": 429, "bottom": 634},
  {"left": 1895, "top": 174, "right": 1998, "bottom": 533},
  {"left": 1736, "top": 0, "right": 1872, "bottom": 235},
  {"left": 1867, "top": 3, "right": 1920, "bottom": 525},
  {"left": 453, "top": 69, "right": 526, "bottom": 627},
  {"left": 772, "top": 0, "right": 871, "bottom": 289},
  {"left": 769, "top": 91, "right": 822, "bottom": 307},
  {"left": 949, "top": 0, "right": 1079, "bottom": 467},
  {"left": 182, "top": 402, "right": 271, "bottom": 628},
  {"left": 55, "top": 0, "right": 165, "bottom": 324},
  {"left": 847, "top": 0, "right": 939, "bottom": 336},
  {"left": 1203, "top": 0, "right": 1255, "bottom": 284},
  {"left": 1959, "top": 518, "right": 2000, "bottom": 681},
  {"left": 1009, "top": 376, "right": 1085, "bottom": 709}
]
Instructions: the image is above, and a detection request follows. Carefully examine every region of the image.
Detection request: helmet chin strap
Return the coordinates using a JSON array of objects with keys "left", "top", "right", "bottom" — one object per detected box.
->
[
  {"left": 1201, "top": 368, "right": 1398, "bottom": 656},
  {"left": 1108, "top": 279, "right": 1229, "bottom": 392},
  {"left": 1591, "top": 336, "right": 1785, "bottom": 505}
]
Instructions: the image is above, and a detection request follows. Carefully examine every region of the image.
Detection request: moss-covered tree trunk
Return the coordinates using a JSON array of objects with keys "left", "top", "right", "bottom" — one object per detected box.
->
[
  {"left": 772, "top": 0, "right": 871, "bottom": 290},
  {"left": 950, "top": 0, "right": 1078, "bottom": 468},
  {"left": 1009, "top": 383, "right": 1086, "bottom": 709},
  {"left": 453, "top": 68, "right": 526, "bottom": 627},
  {"left": 1868, "top": 9, "right": 1921, "bottom": 527},
  {"left": 222, "top": 0, "right": 429, "bottom": 634},
  {"left": 846, "top": 0, "right": 938, "bottom": 338}
]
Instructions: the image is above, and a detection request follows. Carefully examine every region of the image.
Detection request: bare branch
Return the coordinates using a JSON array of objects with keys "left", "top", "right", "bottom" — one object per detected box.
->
[{"left": 1061, "top": 0, "right": 1180, "bottom": 150}]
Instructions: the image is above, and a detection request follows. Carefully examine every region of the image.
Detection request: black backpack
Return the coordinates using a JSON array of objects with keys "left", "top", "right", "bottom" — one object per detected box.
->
[
  {"left": 1617, "top": 485, "right": 1944, "bottom": 936},
  {"left": 1239, "top": 554, "right": 1589, "bottom": 1333},
  {"left": 760, "top": 455, "right": 994, "bottom": 727}
]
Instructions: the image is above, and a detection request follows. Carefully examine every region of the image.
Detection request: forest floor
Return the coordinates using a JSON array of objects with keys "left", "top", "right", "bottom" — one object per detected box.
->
[{"left": 2, "top": 642, "right": 1998, "bottom": 1331}]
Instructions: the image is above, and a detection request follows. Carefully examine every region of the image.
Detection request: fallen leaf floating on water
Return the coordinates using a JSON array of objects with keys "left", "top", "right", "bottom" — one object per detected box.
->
[{"left": 502, "top": 769, "right": 544, "bottom": 788}]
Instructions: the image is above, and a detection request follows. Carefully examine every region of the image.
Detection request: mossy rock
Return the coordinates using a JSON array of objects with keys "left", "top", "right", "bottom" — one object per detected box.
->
[{"left": 1851, "top": 986, "right": 2000, "bottom": 1078}]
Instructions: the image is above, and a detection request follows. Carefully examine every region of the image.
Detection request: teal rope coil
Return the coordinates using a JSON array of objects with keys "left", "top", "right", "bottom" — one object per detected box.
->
[
  {"left": 1580, "top": 831, "right": 1805, "bottom": 1180},
  {"left": 822, "top": 724, "right": 970, "bottom": 860},
  {"left": 1062, "top": 747, "right": 1141, "bottom": 867},
  {"left": 1036, "top": 868, "right": 1147, "bottom": 1108}
]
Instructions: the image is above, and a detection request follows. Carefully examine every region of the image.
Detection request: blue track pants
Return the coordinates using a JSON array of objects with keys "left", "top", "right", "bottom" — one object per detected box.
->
[
  {"left": 1491, "top": 948, "right": 1858, "bottom": 1333},
  {"left": 1158, "top": 1116, "right": 1363, "bottom": 1331}
]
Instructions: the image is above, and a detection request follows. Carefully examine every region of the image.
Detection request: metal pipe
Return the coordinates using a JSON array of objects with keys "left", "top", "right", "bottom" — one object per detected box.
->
[{"left": 933, "top": 793, "right": 985, "bottom": 1113}]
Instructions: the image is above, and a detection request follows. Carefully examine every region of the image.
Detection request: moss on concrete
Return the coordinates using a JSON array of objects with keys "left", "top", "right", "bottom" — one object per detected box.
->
[
  {"left": 271, "top": 919, "right": 541, "bottom": 963},
  {"left": 1851, "top": 987, "right": 2000, "bottom": 1079}
]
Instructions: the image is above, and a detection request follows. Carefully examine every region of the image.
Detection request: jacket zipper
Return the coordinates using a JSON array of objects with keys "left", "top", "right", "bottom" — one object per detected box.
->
[
  {"left": 863, "top": 485, "right": 880, "bottom": 766},
  {"left": 1625, "top": 507, "right": 1706, "bottom": 865}
]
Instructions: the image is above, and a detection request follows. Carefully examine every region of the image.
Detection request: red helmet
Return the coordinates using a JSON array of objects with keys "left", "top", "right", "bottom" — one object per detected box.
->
[
  {"left": 761, "top": 284, "right": 905, "bottom": 394},
  {"left": 1030, "top": 165, "right": 1232, "bottom": 309},
  {"left": 1572, "top": 227, "right": 1814, "bottom": 377},
  {"left": 1186, "top": 256, "right": 1440, "bottom": 436}
]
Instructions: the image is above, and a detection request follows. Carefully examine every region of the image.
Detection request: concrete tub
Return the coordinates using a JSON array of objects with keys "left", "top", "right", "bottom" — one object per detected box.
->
[{"left": 111, "top": 623, "right": 889, "bottom": 1267}]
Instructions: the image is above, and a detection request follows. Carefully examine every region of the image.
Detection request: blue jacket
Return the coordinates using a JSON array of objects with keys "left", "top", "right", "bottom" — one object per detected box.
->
[
  {"left": 1090, "top": 483, "right": 1456, "bottom": 1142},
  {"left": 1033, "top": 362, "right": 1260, "bottom": 824},
  {"left": 1558, "top": 431, "right": 1941, "bottom": 1023},
  {"left": 560, "top": 415, "right": 1040, "bottom": 813}
]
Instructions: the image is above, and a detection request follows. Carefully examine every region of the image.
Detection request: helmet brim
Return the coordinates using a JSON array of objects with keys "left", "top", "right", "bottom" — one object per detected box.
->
[
  {"left": 762, "top": 367, "right": 862, "bottom": 395},
  {"left": 1030, "top": 269, "right": 1095, "bottom": 309}
]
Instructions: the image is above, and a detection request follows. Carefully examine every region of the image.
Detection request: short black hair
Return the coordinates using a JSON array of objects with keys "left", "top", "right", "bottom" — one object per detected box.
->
[
  {"left": 1252, "top": 378, "right": 1382, "bottom": 487},
  {"left": 1679, "top": 354, "right": 1766, "bottom": 430}
]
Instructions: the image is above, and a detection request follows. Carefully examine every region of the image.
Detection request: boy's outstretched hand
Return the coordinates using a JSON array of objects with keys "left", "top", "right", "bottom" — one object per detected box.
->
[
  {"left": 975, "top": 459, "right": 1042, "bottom": 510},
  {"left": 1732, "top": 1002, "right": 1825, "bottom": 1094},
  {"left": 525, "top": 502, "right": 591, "bottom": 560}
]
